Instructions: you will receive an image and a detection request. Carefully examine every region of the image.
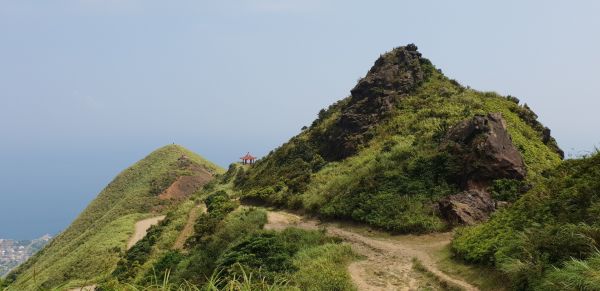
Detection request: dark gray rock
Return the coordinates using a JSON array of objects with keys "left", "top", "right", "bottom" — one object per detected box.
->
[
  {"left": 321, "top": 44, "right": 427, "bottom": 160},
  {"left": 439, "top": 113, "right": 526, "bottom": 225}
]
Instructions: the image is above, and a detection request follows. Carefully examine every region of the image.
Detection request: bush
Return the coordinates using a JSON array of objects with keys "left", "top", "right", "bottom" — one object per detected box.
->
[
  {"left": 112, "top": 218, "right": 170, "bottom": 281},
  {"left": 541, "top": 253, "right": 600, "bottom": 290},
  {"left": 453, "top": 152, "right": 600, "bottom": 289},
  {"left": 149, "top": 250, "right": 184, "bottom": 281},
  {"left": 216, "top": 232, "right": 296, "bottom": 281},
  {"left": 175, "top": 208, "right": 267, "bottom": 285},
  {"left": 490, "top": 179, "right": 529, "bottom": 202},
  {"left": 205, "top": 191, "right": 237, "bottom": 215}
]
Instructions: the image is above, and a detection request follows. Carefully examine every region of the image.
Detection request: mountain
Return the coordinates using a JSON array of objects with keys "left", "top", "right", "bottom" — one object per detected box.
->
[
  {"left": 3, "top": 145, "right": 222, "bottom": 290},
  {"left": 0, "top": 235, "right": 51, "bottom": 278},
  {"left": 3, "top": 44, "right": 580, "bottom": 290},
  {"left": 234, "top": 44, "right": 562, "bottom": 233}
]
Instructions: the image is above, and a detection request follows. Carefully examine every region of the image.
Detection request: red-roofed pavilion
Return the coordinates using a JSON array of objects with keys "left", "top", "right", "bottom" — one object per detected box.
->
[{"left": 240, "top": 152, "right": 256, "bottom": 165}]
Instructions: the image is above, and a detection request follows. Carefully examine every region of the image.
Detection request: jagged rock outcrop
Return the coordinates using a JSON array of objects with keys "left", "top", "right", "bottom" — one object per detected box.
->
[
  {"left": 438, "top": 190, "right": 496, "bottom": 226},
  {"left": 320, "top": 44, "right": 428, "bottom": 160},
  {"left": 439, "top": 113, "right": 526, "bottom": 225},
  {"left": 446, "top": 113, "right": 526, "bottom": 184},
  {"left": 511, "top": 103, "right": 564, "bottom": 159}
]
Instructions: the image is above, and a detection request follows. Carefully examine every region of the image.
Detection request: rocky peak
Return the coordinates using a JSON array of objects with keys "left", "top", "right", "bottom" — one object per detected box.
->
[
  {"left": 350, "top": 44, "right": 425, "bottom": 101},
  {"left": 321, "top": 44, "right": 428, "bottom": 160}
]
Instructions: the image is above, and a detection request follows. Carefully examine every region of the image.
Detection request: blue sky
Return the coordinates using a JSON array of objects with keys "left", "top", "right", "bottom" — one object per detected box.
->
[{"left": 1, "top": 0, "right": 599, "bottom": 239}]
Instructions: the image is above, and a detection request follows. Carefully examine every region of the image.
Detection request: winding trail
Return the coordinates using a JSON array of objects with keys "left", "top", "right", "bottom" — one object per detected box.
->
[
  {"left": 173, "top": 204, "right": 207, "bottom": 250},
  {"left": 127, "top": 216, "right": 166, "bottom": 249},
  {"left": 264, "top": 210, "right": 478, "bottom": 291}
]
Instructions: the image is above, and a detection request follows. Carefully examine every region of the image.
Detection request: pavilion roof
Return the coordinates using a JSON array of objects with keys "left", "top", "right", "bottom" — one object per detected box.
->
[{"left": 241, "top": 153, "right": 256, "bottom": 160}]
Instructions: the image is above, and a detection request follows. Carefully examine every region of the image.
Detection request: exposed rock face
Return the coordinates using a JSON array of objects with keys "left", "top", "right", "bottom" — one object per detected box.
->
[
  {"left": 439, "top": 113, "right": 526, "bottom": 225},
  {"left": 446, "top": 113, "right": 526, "bottom": 184},
  {"left": 321, "top": 44, "right": 427, "bottom": 160},
  {"left": 438, "top": 190, "right": 495, "bottom": 226}
]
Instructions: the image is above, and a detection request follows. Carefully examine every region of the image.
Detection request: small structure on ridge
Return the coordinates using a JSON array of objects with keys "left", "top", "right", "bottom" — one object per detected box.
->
[{"left": 240, "top": 152, "right": 256, "bottom": 165}]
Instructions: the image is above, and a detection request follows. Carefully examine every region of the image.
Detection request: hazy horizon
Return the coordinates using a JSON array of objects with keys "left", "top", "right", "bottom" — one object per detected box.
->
[{"left": 1, "top": 0, "right": 599, "bottom": 239}]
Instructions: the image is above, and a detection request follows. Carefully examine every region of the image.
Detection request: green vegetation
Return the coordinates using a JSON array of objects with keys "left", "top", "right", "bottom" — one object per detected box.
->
[
  {"left": 113, "top": 218, "right": 171, "bottom": 281},
  {"left": 5, "top": 145, "right": 222, "bottom": 290},
  {"left": 236, "top": 63, "right": 561, "bottom": 234},
  {"left": 452, "top": 152, "right": 600, "bottom": 289},
  {"left": 412, "top": 258, "right": 463, "bottom": 291},
  {"left": 95, "top": 190, "right": 355, "bottom": 290},
  {"left": 5, "top": 45, "right": 583, "bottom": 290},
  {"left": 435, "top": 245, "right": 509, "bottom": 290}
]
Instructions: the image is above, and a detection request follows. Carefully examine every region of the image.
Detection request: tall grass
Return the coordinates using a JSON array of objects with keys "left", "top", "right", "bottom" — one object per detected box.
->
[{"left": 115, "top": 265, "right": 290, "bottom": 291}]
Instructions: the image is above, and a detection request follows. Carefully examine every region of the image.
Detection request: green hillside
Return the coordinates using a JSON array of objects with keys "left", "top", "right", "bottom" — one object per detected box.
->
[
  {"left": 452, "top": 151, "right": 600, "bottom": 290},
  {"left": 4, "top": 44, "right": 582, "bottom": 291},
  {"left": 235, "top": 44, "right": 562, "bottom": 233},
  {"left": 4, "top": 145, "right": 222, "bottom": 290}
]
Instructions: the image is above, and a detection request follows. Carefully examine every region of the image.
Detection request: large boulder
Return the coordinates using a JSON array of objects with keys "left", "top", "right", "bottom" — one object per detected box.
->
[
  {"left": 439, "top": 113, "right": 526, "bottom": 225},
  {"left": 438, "top": 190, "right": 495, "bottom": 226},
  {"left": 445, "top": 113, "right": 526, "bottom": 186}
]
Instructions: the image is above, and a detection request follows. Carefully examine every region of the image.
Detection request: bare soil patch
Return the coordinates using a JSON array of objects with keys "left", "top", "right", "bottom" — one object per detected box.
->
[
  {"left": 127, "top": 216, "right": 166, "bottom": 249},
  {"left": 264, "top": 210, "right": 478, "bottom": 291},
  {"left": 158, "top": 172, "right": 212, "bottom": 200}
]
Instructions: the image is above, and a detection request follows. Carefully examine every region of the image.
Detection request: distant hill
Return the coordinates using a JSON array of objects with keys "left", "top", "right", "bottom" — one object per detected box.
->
[{"left": 3, "top": 145, "right": 222, "bottom": 290}]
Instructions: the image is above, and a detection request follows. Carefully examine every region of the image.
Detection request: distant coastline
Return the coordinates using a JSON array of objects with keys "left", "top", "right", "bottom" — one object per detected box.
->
[{"left": 0, "top": 234, "right": 51, "bottom": 277}]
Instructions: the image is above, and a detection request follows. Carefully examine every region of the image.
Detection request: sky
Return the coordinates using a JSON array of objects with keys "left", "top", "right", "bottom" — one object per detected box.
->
[{"left": 1, "top": 0, "right": 599, "bottom": 239}]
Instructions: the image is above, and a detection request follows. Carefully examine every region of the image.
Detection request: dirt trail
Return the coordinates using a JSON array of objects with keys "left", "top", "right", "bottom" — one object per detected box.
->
[
  {"left": 264, "top": 211, "right": 478, "bottom": 291},
  {"left": 173, "top": 204, "right": 206, "bottom": 250},
  {"left": 127, "top": 216, "right": 166, "bottom": 249}
]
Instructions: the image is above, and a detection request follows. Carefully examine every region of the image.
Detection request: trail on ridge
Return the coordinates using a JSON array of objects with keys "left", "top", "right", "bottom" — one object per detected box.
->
[
  {"left": 264, "top": 210, "right": 478, "bottom": 291},
  {"left": 127, "top": 216, "right": 166, "bottom": 249},
  {"left": 173, "top": 204, "right": 207, "bottom": 250}
]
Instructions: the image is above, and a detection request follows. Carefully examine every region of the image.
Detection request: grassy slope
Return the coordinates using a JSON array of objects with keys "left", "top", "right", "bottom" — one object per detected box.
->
[
  {"left": 452, "top": 152, "right": 600, "bottom": 290},
  {"left": 237, "top": 65, "right": 561, "bottom": 233},
  {"left": 95, "top": 176, "right": 357, "bottom": 291},
  {"left": 6, "top": 145, "right": 222, "bottom": 290}
]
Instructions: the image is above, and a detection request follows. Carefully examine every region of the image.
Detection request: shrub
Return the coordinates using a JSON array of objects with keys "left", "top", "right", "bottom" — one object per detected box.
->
[
  {"left": 490, "top": 179, "right": 529, "bottom": 202},
  {"left": 205, "top": 191, "right": 238, "bottom": 215},
  {"left": 112, "top": 218, "right": 170, "bottom": 281},
  {"left": 541, "top": 253, "right": 600, "bottom": 291},
  {"left": 453, "top": 152, "right": 600, "bottom": 289},
  {"left": 216, "top": 232, "right": 296, "bottom": 281}
]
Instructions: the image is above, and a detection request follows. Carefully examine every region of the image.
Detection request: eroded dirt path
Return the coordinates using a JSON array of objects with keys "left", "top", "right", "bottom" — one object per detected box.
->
[
  {"left": 173, "top": 204, "right": 206, "bottom": 250},
  {"left": 127, "top": 216, "right": 166, "bottom": 249},
  {"left": 264, "top": 210, "right": 478, "bottom": 291}
]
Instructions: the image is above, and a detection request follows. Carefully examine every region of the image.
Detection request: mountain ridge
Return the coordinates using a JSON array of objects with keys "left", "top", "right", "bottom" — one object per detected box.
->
[
  {"left": 4, "top": 44, "right": 583, "bottom": 291},
  {"left": 4, "top": 145, "right": 222, "bottom": 290}
]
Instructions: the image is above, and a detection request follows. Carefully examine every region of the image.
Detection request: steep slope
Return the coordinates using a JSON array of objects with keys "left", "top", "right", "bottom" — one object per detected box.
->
[
  {"left": 4, "top": 145, "right": 222, "bottom": 290},
  {"left": 452, "top": 152, "right": 600, "bottom": 290},
  {"left": 235, "top": 44, "right": 563, "bottom": 233}
]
